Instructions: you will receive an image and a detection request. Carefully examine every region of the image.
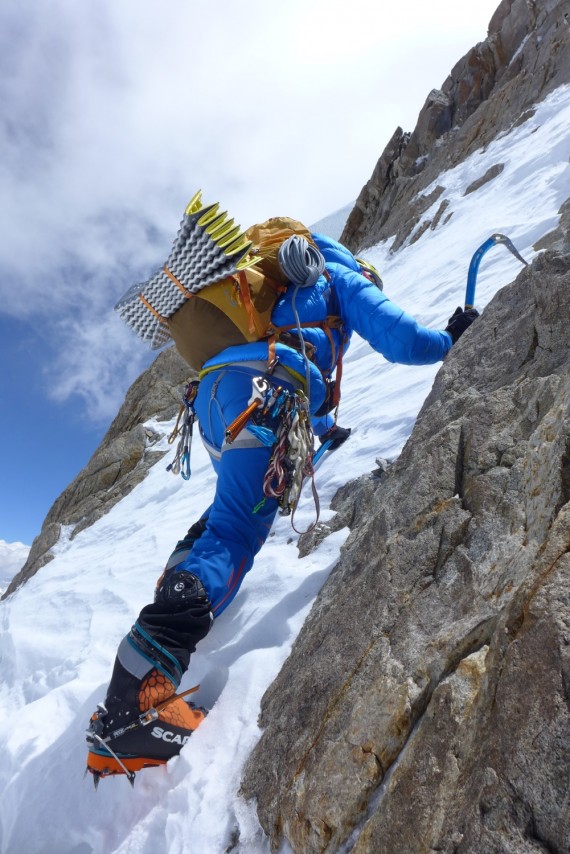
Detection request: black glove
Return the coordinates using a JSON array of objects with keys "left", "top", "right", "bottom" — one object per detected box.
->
[
  {"left": 445, "top": 306, "right": 480, "bottom": 344},
  {"left": 319, "top": 424, "right": 351, "bottom": 450}
]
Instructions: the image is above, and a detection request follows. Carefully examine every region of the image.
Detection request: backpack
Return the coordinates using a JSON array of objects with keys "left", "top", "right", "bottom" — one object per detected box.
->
[{"left": 115, "top": 192, "right": 319, "bottom": 371}]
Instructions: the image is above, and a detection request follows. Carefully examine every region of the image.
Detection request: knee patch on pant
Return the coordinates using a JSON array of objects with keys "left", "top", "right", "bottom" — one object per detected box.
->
[
  {"left": 155, "top": 568, "right": 210, "bottom": 609},
  {"left": 137, "top": 569, "right": 214, "bottom": 673}
]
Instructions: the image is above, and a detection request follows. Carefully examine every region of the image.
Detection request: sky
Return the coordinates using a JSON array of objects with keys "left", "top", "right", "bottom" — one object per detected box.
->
[
  {"left": 0, "top": 0, "right": 503, "bottom": 549},
  {"left": 1, "top": 82, "right": 569, "bottom": 854}
]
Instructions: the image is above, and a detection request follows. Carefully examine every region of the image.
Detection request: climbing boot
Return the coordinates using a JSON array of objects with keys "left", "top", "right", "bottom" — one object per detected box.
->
[{"left": 86, "top": 630, "right": 206, "bottom": 784}]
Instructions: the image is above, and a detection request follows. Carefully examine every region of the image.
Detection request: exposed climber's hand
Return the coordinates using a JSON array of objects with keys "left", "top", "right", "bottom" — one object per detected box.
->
[
  {"left": 320, "top": 424, "right": 352, "bottom": 450},
  {"left": 445, "top": 307, "right": 480, "bottom": 344}
]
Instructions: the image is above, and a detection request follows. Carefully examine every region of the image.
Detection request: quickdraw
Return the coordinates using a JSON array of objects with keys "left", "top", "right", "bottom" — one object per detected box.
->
[
  {"left": 259, "top": 385, "right": 320, "bottom": 534},
  {"left": 167, "top": 374, "right": 322, "bottom": 534},
  {"left": 167, "top": 381, "right": 199, "bottom": 480}
]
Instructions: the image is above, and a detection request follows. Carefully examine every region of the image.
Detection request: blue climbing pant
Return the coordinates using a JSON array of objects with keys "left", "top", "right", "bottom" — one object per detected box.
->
[{"left": 167, "top": 366, "right": 293, "bottom": 616}]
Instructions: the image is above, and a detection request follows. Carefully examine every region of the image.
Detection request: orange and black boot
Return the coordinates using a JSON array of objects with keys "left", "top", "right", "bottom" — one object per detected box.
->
[{"left": 86, "top": 626, "right": 206, "bottom": 785}]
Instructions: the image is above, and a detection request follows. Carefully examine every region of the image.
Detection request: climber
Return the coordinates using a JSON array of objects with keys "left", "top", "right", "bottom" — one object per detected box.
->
[{"left": 86, "top": 230, "right": 479, "bottom": 782}]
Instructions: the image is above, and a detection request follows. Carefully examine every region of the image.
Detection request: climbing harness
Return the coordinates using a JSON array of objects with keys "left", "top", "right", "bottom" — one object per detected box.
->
[
  {"left": 228, "top": 375, "right": 319, "bottom": 532},
  {"left": 167, "top": 381, "right": 199, "bottom": 480},
  {"left": 167, "top": 370, "right": 320, "bottom": 531},
  {"left": 225, "top": 376, "right": 271, "bottom": 444},
  {"left": 225, "top": 371, "right": 320, "bottom": 531}
]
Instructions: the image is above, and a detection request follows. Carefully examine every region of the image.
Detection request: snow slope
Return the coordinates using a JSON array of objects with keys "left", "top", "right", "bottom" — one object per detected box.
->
[
  {"left": 310, "top": 202, "right": 354, "bottom": 241},
  {"left": 1, "top": 85, "right": 569, "bottom": 854}
]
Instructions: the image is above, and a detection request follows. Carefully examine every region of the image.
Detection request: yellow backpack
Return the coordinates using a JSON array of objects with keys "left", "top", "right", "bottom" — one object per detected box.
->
[{"left": 115, "top": 192, "right": 318, "bottom": 371}]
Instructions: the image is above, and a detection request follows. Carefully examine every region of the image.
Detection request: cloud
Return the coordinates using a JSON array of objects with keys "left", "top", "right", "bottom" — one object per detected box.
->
[
  {"left": 47, "top": 310, "right": 154, "bottom": 422},
  {"left": 0, "top": 0, "right": 500, "bottom": 423},
  {"left": 0, "top": 539, "right": 30, "bottom": 591}
]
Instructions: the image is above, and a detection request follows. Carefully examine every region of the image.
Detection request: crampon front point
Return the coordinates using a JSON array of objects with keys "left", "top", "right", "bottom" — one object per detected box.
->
[{"left": 86, "top": 745, "right": 166, "bottom": 787}]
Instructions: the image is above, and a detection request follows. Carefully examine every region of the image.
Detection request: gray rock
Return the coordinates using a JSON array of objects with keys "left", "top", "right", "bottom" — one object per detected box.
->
[
  {"left": 534, "top": 196, "right": 570, "bottom": 253},
  {"left": 341, "top": 0, "right": 570, "bottom": 253},
  {"left": 464, "top": 163, "right": 505, "bottom": 195},
  {"left": 240, "top": 251, "right": 570, "bottom": 853}
]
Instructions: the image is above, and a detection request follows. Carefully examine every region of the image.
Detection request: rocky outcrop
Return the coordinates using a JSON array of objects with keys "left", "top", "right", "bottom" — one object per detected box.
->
[
  {"left": 3, "top": 347, "right": 192, "bottom": 598},
  {"left": 342, "top": 0, "right": 570, "bottom": 252},
  {"left": 241, "top": 250, "right": 570, "bottom": 853},
  {"left": 534, "top": 196, "right": 570, "bottom": 253}
]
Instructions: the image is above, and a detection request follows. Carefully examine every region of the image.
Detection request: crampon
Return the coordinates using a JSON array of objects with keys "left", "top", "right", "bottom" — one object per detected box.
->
[{"left": 85, "top": 683, "right": 206, "bottom": 788}]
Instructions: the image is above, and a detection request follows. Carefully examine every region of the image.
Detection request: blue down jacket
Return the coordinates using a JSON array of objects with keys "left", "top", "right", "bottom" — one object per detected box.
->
[
  {"left": 199, "top": 232, "right": 452, "bottom": 415},
  {"left": 165, "top": 233, "right": 452, "bottom": 620}
]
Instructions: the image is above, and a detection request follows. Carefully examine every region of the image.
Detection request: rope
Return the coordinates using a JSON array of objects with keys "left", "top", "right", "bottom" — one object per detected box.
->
[
  {"left": 291, "top": 283, "right": 311, "bottom": 399},
  {"left": 277, "top": 235, "right": 325, "bottom": 288},
  {"left": 278, "top": 235, "right": 326, "bottom": 401}
]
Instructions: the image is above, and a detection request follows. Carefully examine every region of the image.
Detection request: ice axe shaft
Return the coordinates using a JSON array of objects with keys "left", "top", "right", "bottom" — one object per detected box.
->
[{"left": 465, "top": 233, "right": 529, "bottom": 310}]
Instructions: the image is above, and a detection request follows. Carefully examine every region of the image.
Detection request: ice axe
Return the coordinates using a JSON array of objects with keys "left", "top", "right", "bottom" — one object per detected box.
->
[{"left": 465, "top": 233, "right": 529, "bottom": 310}]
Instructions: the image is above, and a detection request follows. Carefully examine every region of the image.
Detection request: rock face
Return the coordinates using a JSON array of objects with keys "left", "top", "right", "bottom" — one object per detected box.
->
[
  {"left": 3, "top": 347, "right": 192, "bottom": 598},
  {"left": 341, "top": 0, "right": 570, "bottom": 253},
  {"left": 240, "top": 251, "right": 570, "bottom": 852}
]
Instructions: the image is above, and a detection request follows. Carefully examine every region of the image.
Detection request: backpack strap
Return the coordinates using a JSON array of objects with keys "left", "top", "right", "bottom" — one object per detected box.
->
[
  {"left": 332, "top": 339, "right": 344, "bottom": 409},
  {"left": 272, "top": 316, "right": 344, "bottom": 375},
  {"left": 236, "top": 271, "right": 257, "bottom": 336},
  {"left": 234, "top": 271, "right": 289, "bottom": 338},
  {"left": 164, "top": 264, "right": 194, "bottom": 299},
  {"left": 267, "top": 335, "right": 277, "bottom": 370},
  {"left": 138, "top": 293, "right": 168, "bottom": 324}
]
